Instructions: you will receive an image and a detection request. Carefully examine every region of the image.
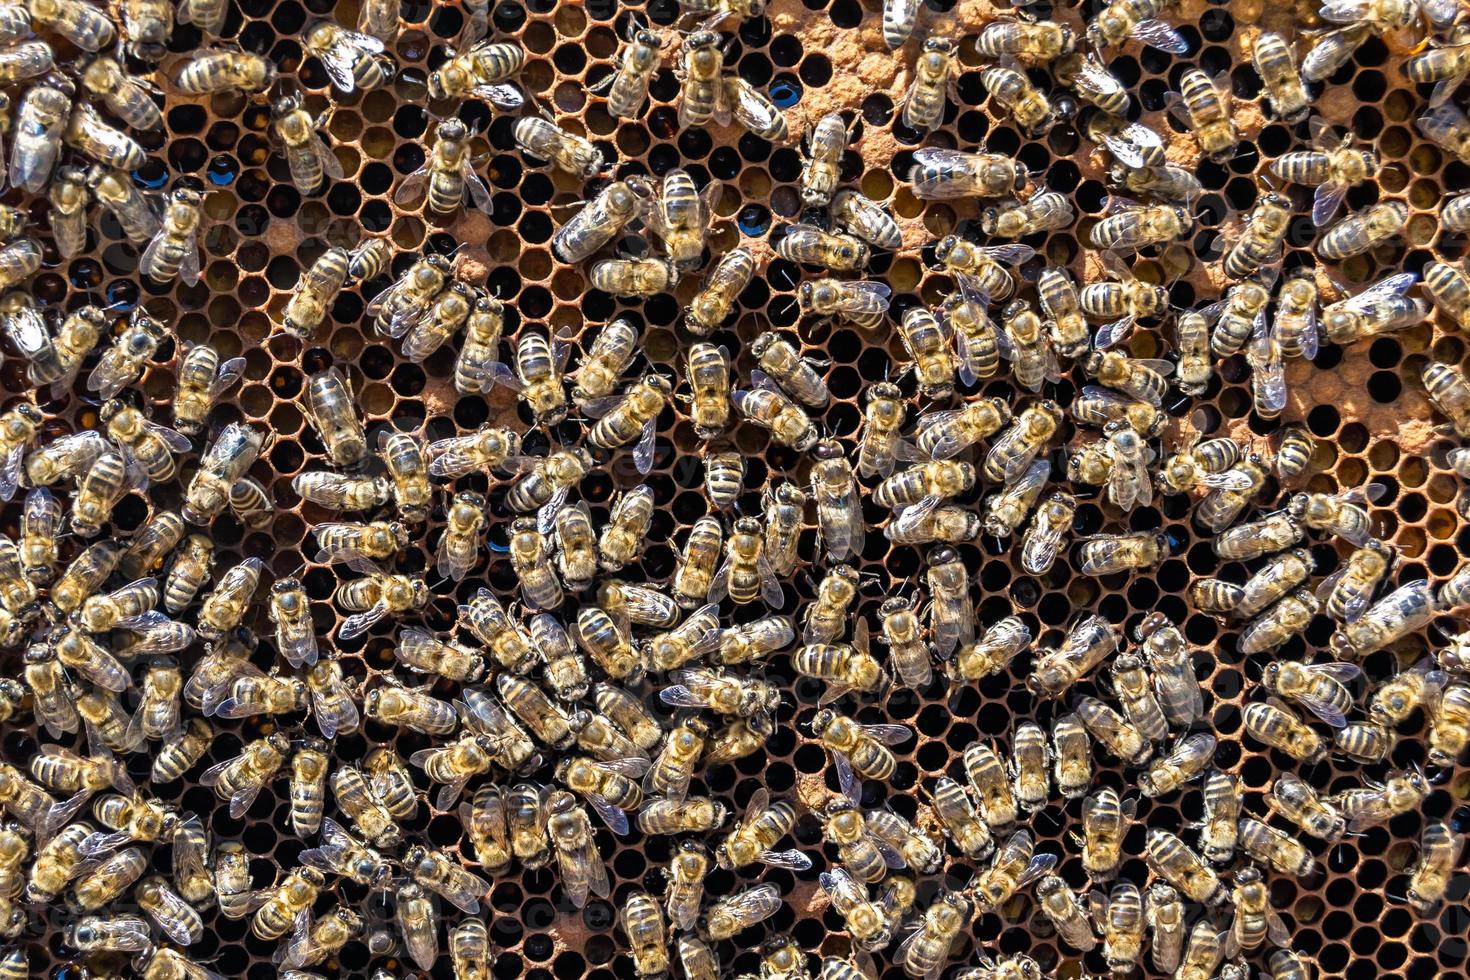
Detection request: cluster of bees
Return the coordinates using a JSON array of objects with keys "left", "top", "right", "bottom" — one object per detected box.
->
[{"left": 0, "top": 0, "right": 1467, "bottom": 979}]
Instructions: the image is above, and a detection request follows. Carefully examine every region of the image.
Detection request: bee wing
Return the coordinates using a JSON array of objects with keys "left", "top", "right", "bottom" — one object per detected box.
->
[
  {"left": 633, "top": 417, "right": 658, "bottom": 475},
  {"left": 827, "top": 747, "right": 861, "bottom": 802},
  {"left": 760, "top": 848, "right": 812, "bottom": 870},
  {"left": 1311, "top": 180, "right": 1349, "bottom": 226},
  {"left": 477, "top": 82, "right": 526, "bottom": 111},
  {"left": 757, "top": 549, "right": 785, "bottom": 609},
  {"left": 1130, "top": 18, "right": 1190, "bottom": 53},
  {"left": 722, "top": 882, "right": 782, "bottom": 921},
  {"left": 338, "top": 599, "right": 388, "bottom": 641},
  {"left": 280, "top": 907, "right": 314, "bottom": 969},
  {"left": 1305, "top": 661, "right": 1362, "bottom": 684},
  {"left": 861, "top": 722, "right": 913, "bottom": 746},
  {"left": 228, "top": 780, "right": 265, "bottom": 820},
  {"left": 393, "top": 166, "right": 431, "bottom": 205},
  {"left": 463, "top": 161, "right": 494, "bottom": 215},
  {"left": 438, "top": 867, "right": 488, "bottom": 914},
  {"left": 315, "top": 37, "right": 384, "bottom": 91},
  {"left": 178, "top": 232, "right": 202, "bottom": 288},
  {"left": 985, "top": 244, "right": 1036, "bottom": 266},
  {"left": 1346, "top": 272, "right": 1417, "bottom": 307},
  {"left": 588, "top": 792, "right": 631, "bottom": 835},
  {"left": 312, "top": 685, "right": 358, "bottom": 740},
  {"left": 1293, "top": 693, "right": 1349, "bottom": 728},
  {"left": 1017, "top": 850, "right": 1060, "bottom": 889},
  {"left": 1022, "top": 521, "right": 1065, "bottom": 575},
  {"left": 208, "top": 356, "right": 248, "bottom": 400}
]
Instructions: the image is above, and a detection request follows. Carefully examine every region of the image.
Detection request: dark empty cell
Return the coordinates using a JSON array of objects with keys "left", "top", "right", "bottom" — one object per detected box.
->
[
  {"left": 553, "top": 43, "right": 586, "bottom": 75},
  {"left": 1369, "top": 371, "right": 1402, "bottom": 403},
  {"left": 678, "top": 128, "right": 714, "bottom": 159},
  {"left": 169, "top": 103, "right": 207, "bottom": 134},
  {"left": 737, "top": 204, "right": 772, "bottom": 237},
  {"left": 1139, "top": 44, "right": 1176, "bottom": 76},
  {"left": 392, "top": 142, "right": 427, "bottom": 177},
  {"left": 326, "top": 182, "right": 361, "bottom": 216},
  {"left": 520, "top": 285, "right": 553, "bottom": 318},
  {"left": 360, "top": 199, "right": 392, "bottom": 231},
  {"left": 1138, "top": 77, "right": 1169, "bottom": 112},
  {"left": 770, "top": 35, "right": 803, "bottom": 67},
  {"left": 394, "top": 103, "right": 429, "bottom": 141},
  {"left": 520, "top": 173, "right": 555, "bottom": 205},
  {"left": 493, "top": 1, "right": 525, "bottom": 31},
  {"left": 829, "top": 0, "right": 861, "bottom": 25},
  {"left": 800, "top": 53, "right": 832, "bottom": 87},
  {"left": 1370, "top": 338, "right": 1403, "bottom": 368},
  {"left": 988, "top": 126, "right": 1021, "bottom": 156},
  {"left": 648, "top": 143, "right": 682, "bottom": 174},
  {"left": 1229, "top": 142, "right": 1259, "bottom": 175},
  {"left": 1074, "top": 180, "right": 1107, "bottom": 214},
  {"left": 730, "top": 50, "right": 773, "bottom": 92},
  {"left": 1259, "top": 124, "right": 1293, "bottom": 157},
  {"left": 359, "top": 161, "right": 393, "bottom": 196},
  {"left": 1354, "top": 69, "right": 1388, "bottom": 102},
  {"left": 1288, "top": 216, "right": 1318, "bottom": 247},
  {"left": 490, "top": 192, "right": 523, "bottom": 226},
  {"left": 769, "top": 147, "right": 802, "bottom": 182}
]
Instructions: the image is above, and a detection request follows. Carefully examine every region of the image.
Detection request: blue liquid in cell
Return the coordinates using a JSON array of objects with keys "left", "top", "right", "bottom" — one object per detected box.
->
[
  {"left": 134, "top": 164, "right": 169, "bottom": 190},
  {"left": 208, "top": 156, "right": 238, "bottom": 186},
  {"left": 105, "top": 282, "right": 137, "bottom": 311},
  {"left": 737, "top": 204, "right": 770, "bottom": 237},
  {"left": 768, "top": 80, "right": 802, "bottom": 109}
]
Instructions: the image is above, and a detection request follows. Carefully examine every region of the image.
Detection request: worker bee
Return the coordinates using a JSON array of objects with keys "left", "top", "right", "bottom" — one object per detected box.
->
[
  {"left": 515, "top": 112, "right": 605, "bottom": 177},
  {"left": 983, "top": 193, "right": 1075, "bottom": 242},
  {"left": 433, "top": 491, "right": 486, "bottom": 583},
  {"left": 797, "top": 111, "right": 851, "bottom": 207},
  {"left": 590, "top": 18, "right": 662, "bottom": 118},
  {"left": 84, "top": 308, "right": 166, "bottom": 402},
  {"left": 394, "top": 880, "right": 439, "bottom": 971},
  {"left": 1221, "top": 193, "right": 1292, "bottom": 283},
  {"left": 334, "top": 566, "right": 429, "bottom": 641},
  {"left": 1033, "top": 875, "right": 1097, "bottom": 952},
  {"left": 897, "top": 892, "right": 972, "bottom": 979},
  {"left": 69, "top": 449, "right": 145, "bottom": 538},
  {"left": 397, "top": 117, "right": 493, "bottom": 218},
  {"left": 732, "top": 383, "right": 818, "bottom": 452},
  {"left": 1169, "top": 68, "right": 1235, "bottom": 161},
  {"left": 1074, "top": 694, "right": 1152, "bottom": 764},
  {"left": 981, "top": 64, "right": 1056, "bottom": 135},
  {"left": 751, "top": 332, "right": 829, "bottom": 409},
  {"left": 935, "top": 239, "right": 1032, "bottom": 302},
  {"left": 954, "top": 615, "right": 1030, "bottom": 683},
  {"left": 1089, "top": 880, "right": 1145, "bottom": 978},
  {"left": 900, "top": 37, "right": 958, "bottom": 131},
  {"left": 1406, "top": 820, "right": 1463, "bottom": 915},
  {"left": 555, "top": 755, "right": 649, "bottom": 835},
  {"left": 169, "top": 343, "right": 246, "bottom": 438},
  {"left": 1332, "top": 766, "right": 1431, "bottom": 832},
  {"left": 1091, "top": 198, "right": 1192, "bottom": 254},
  {"left": 304, "top": 21, "right": 391, "bottom": 92},
  {"left": 650, "top": 169, "right": 721, "bottom": 271},
  {"left": 1077, "top": 530, "right": 1168, "bottom": 576},
  {"left": 553, "top": 182, "right": 653, "bottom": 268},
  {"left": 1321, "top": 271, "right": 1428, "bottom": 345},
  {"left": 715, "top": 788, "right": 808, "bottom": 871},
  {"left": 820, "top": 868, "right": 897, "bottom": 951},
  {"left": 426, "top": 37, "right": 525, "bottom": 104},
  {"left": 1026, "top": 613, "right": 1116, "bottom": 698},
  {"left": 74, "top": 55, "right": 158, "bottom": 135},
  {"left": 777, "top": 223, "right": 869, "bottom": 272},
  {"left": 974, "top": 828, "right": 1057, "bottom": 910},
  {"left": 1266, "top": 770, "right": 1346, "bottom": 843},
  {"left": 1086, "top": 0, "right": 1187, "bottom": 52},
  {"left": 623, "top": 891, "right": 670, "bottom": 979},
  {"left": 27, "top": 0, "right": 113, "bottom": 51},
  {"left": 64, "top": 913, "right": 151, "bottom": 953},
  {"left": 1238, "top": 588, "right": 1319, "bottom": 654},
  {"left": 7, "top": 76, "right": 65, "bottom": 195},
  {"left": 908, "top": 147, "right": 1026, "bottom": 200},
  {"left": 1427, "top": 679, "right": 1470, "bottom": 766},
  {"left": 1146, "top": 828, "right": 1226, "bottom": 906},
  {"left": 809, "top": 707, "right": 909, "bottom": 797},
  {"left": 1080, "top": 250, "right": 1169, "bottom": 342},
  {"left": 98, "top": 399, "right": 189, "bottom": 485},
  {"left": 1318, "top": 201, "right": 1407, "bottom": 260},
  {"left": 1237, "top": 816, "right": 1317, "bottom": 878},
  {"left": 137, "top": 186, "right": 202, "bottom": 286},
  {"left": 175, "top": 48, "right": 276, "bottom": 93},
  {"left": 982, "top": 400, "right": 1062, "bottom": 487},
  {"left": 1253, "top": 31, "right": 1310, "bottom": 122},
  {"left": 498, "top": 329, "right": 572, "bottom": 425},
  {"left": 1425, "top": 258, "right": 1470, "bottom": 332},
  {"left": 1271, "top": 118, "right": 1376, "bottom": 226},
  {"left": 1426, "top": 360, "right": 1470, "bottom": 438},
  {"left": 1137, "top": 731, "right": 1215, "bottom": 798},
  {"left": 677, "top": 22, "right": 728, "bottom": 129},
  {"left": 1245, "top": 697, "right": 1327, "bottom": 761},
  {"left": 200, "top": 731, "right": 290, "bottom": 820},
  {"left": 804, "top": 441, "right": 860, "bottom": 563}
]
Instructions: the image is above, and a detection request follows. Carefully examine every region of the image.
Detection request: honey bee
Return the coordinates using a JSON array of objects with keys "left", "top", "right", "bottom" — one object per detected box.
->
[
  {"left": 1080, "top": 251, "right": 1169, "bottom": 342},
  {"left": 1425, "top": 258, "right": 1470, "bottom": 332},
  {"left": 68, "top": 449, "right": 143, "bottom": 538},
  {"left": 9, "top": 76, "right": 69, "bottom": 195},
  {"left": 396, "top": 118, "right": 492, "bottom": 218},
  {"left": 64, "top": 914, "right": 151, "bottom": 953},
  {"left": 1090, "top": 881, "right": 1145, "bottom": 978},
  {"left": 175, "top": 0, "right": 225, "bottom": 35},
  {"left": 677, "top": 21, "right": 729, "bottom": 129},
  {"left": 405, "top": 844, "right": 489, "bottom": 915},
  {"left": 908, "top": 146, "right": 1026, "bottom": 200},
  {"left": 954, "top": 615, "right": 1030, "bottom": 683},
  {"left": 19, "top": 301, "right": 103, "bottom": 397},
  {"left": 1077, "top": 530, "right": 1168, "bottom": 577},
  {"left": 981, "top": 64, "right": 1056, "bottom": 136},
  {"left": 1333, "top": 767, "right": 1431, "bottom": 831},
  {"left": 514, "top": 112, "right": 604, "bottom": 177},
  {"left": 1220, "top": 194, "right": 1291, "bottom": 284},
  {"left": 763, "top": 481, "right": 806, "bottom": 575},
  {"left": 508, "top": 518, "right": 563, "bottom": 610},
  {"left": 1034, "top": 875, "right": 1097, "bottom": 952},
  {"left": 981, "top": 401, "right": 1060, "bottom": 486},
  {"left": 1146, "top": 828, "right": 1226, "bottom": 905},
  {"left": 594, "top": 486, "right": 654, "bottom": 573},
  {"left": 402, "top": 280, "right": 477, "bottom": 363},
  {"left": 457, "top": 784, "right": 511, "bottom": 876},
  {"left": 804, "top": 441, "right": 860, "bottom": 563},
  {"left": 829, "top": 189, "right": 901, "bottom": 250},
  {"left": 370, "top": 252, "right": 450, "bottom": 337},
  {"left": 920, "top": 546, "right": 975, "bottom": 657},
  {"left": 395, "top": 624, "right": 487, "bottom": 683},
  {"left": 800, "top": 565, "right": 858, "bottom": 647},
  {"left": 974, "top": 828, "right": 1057, "bottom": 910},
  {"left": 427, "top": 425, "right": 523, "bottom": 481},
  {"left": 552, "top": 182, "right": 653, "bottom": 268},
  {"left": 1407, "top": 820, "right": 1463, "bottom": 915},
  {"left": 396, "top": 880, "right": 439, "bottom": 971},
  {"left": 201, "top": 731, "right": 289, "bottom": 819},
  {"left": 1245, "top": 697, "right": 1327, "bottom": 761},
  {"left": 1090, "top": 198, "right": 1191, "bottom": 254},
  {"left": 1252, "top": 31, "right": 1310, "bottom": 122},
  {"left": 1340, "top": 720, "right": 1400, "bottom": 765},
  {"left": 679, "top": 343, "right": 732, "bottom": 442},
  {"left": 900, "top": 38, "right": 958, "bottom": 131},
  {"left": 173, "top": 343, "right": 245, "bottom": 437},
  {"left": 591, "top": 256, "right": 679, "bottom": 297},
  {"left": 85, "top": 308, "right": 166, "bottom": 402},
  {"left": 304, "top": 21, "right": 391, "bottom": 92},
  {"left": 1169, "top": 68, "right": 1235, "bottom": 162},
  {"left": 822, "top": 795, "right": 899, "bottom": 881},
  {"left": 555, "top": 755, "right": 649, "bottom": 835},
  {"left": 1322, "top": 271, "right": 1428, "bottom": 345},
  {"left": 820, "top": 868, "right": 896, "bottom": 951},
  {"left": 335, "top": 566, "right": 429, "bottom": 641},
  {"left": 1075, "top": 694, "right": 1152, "bottom": 764},
  {"left": 1086, "top": 0, "right": 1187, "bottom": 52},
  {"left": 732, "top": 383, "right": 818, "bottom": 451},
  {"left": 623, "top": 892, "right": 670, "bottom": 978},
  {"left": 1074, "top": 786, "right": 1131, "bottom": 880},
  {"left": 379, "top": 429, "right": 432, "bottom": 524},
  {"left": 174, "top": 48, "right": 276, "bottom": 93},
  {"left": 778, "top": 223, "right": 870, "bottom": 272},
  {"left": 432, "top": 491, "right": 486, "bottom": 584},
  {"left": 982, "top": 193, "right": 1075, "bottom": 242},
  {"left": 427, "top": 38, "right": 525, "bottom": 105},
  {"left": 301, "top": 367, "right": 367, "bottom": 468},
  {"left": 1137, "top": 731, "right": 1215, "bottom": 798},
  {"left": 805, "top": 709, "right": 908, "bottom": 797},
  {"left": 138, "top": 186, "right": 201, "bottom": 286},
  {"left": 1318, "top": 201, "right": 1407, "bottom": 260},
  {"left": 503, "top": 329, "right": 574, "bottom": 424},
  {"left": 1266, "top": 770, "right": 1345, "bottom": 843},
  {"left": 715, "top": 788, "right": 808, "bottom": 871},
  {"left": 1176, "top": 919, "right": 1227, "bottom": 980},
  {"left": 591, "top": 18, "right": 662, "bottom": 118},
  {"left": 1427, "top": 678, "right": 1470, "bottom": 766},
  {"left": 1058, "top": 717, "right": 1093, "bottom": 799},
  {"left": 1238, "top": 815, "right": 1317, "bottom": 877},
  {"left": 98, "top": 399, "right": 189, "bottom": 485},
  {"left": 74, "top": 55, "right": 157, "bottom": 135},
  {"left": 898, "top": 892, "right": 972, "bottom": 979}
]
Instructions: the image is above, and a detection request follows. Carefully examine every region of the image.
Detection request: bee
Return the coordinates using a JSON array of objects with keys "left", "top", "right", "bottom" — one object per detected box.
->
[
  {"left": 396, "top": 118, "right": 492, "bottom": 218},
  {"left": 1237, "top": 816, "right": 1317, "bottom": 878},
  {"left": 401, "top": 280, "right": 477, "bottom": 363},
  {"left": 1425, "top": 258, "right": 1470, "bottom": 332},
  {"left": 1026, "top": 613, "right": 1116, "bottom": 698},
  {"left": 64, "top": 913, "right": 152, "bottom": 953},
  {"left": 370, "top": 252, "right": 449, "bottom": 336},
  {"left": 0, "top": 238, "right": 38, "bottom": 293},
  {"left": 592, "top": 19, "right": 662, "bottom": 118},
  {"left": 1075, "top": 694, "right": 1152, "bottom": 764},
  {"left": 715, "top": 788, "right": 807, "bottom": 870},
  {"left": 536, "top": 791, "right": 608, "bottom": 910},
  {"left": 908, "top": 146, "right": 1026, "bottom": 200},
  {"left": 1076, "top": 530, "right": 1168, "bottom": 577},
  {"left": 200, "top": 730, "right": 290, "bottom": 819},
  {"left": 798, "top": 565, "right": 857, "bottom": 647},
  {"left": 821, "top": 869, "right": 897, "bottom": 951},
  {"left": 5, "top": 72, "right": 63, "bottom": 194},
  {"left": 514, "top": 112, "right": 604, "bottom": 177},
  {"left": 394, "top": 880, "right": 439, "bottom": 971},
  {"left": 69, "top": 449, "right": 145, "bottom": 538},
  {"left": 446, "top": 297, "right": 506, "bottom": 397},
  {"left": 676, "top": 19, "right": 730, "bottom": 129},
  {"left": 552, "top": 183, "right": 653, "bottom": 268},
  {"left": 1189, "top": 452, "right": 1267, "bottom": 533},
  {"left": 334, "top": 566, "right": 429, "bottom": 641},
  {"left": 974, "top": 829, "right": 1057, "bottom": 910},
  {"left": 591, "top": 255, "right": 679, "bottom": 297},
  {"left": 96, "top": 401, "right": 188, "bottom": 487},
  {"left": 428, "top": 490, "right": 487, "bottom": 584},
  {"left": 763, "top": 481, "right": 806, "bottom": 576},
  {"left": 978, "top": 458, "right": 1048, "bottom": 538},
  {"left": 26, "top": 0, "right": 112, "bottom": 50},
  {"left": 978, "top": 17, "right": 1077, "bottom": 61},
  {"left": 1427, "top": 679, "right": 1470, "bottom": 766},
  {"left": 1146, "top": 828, "right": 1226, "bottom": 906},
  {"left": 500, "top": 329, "right": 573, "bottom": 424},
  {"left": 1173, "top": 920, "right": 1228, "bottom": 980},
  {"left": 954, "top": 615, "right": 1030, "bottom": 683},
  {"left": 624, "top": 892, "right": 670, "bottom": 978},
  {"left": 1326, "top": 272, "right": 1429, "bottom": 346},
  {"left": 1080, "top": 251, "right": 1169, "bottom": 343},
  {"left": 379, "top": 429, "right": 431, "bottom": 523},
  {"left": 1245, "top": 697, "right": 1327, "bottom": 761},
  {"left": 456, "top": 784, "right": 512, "bottom": 876},
  {"left": 778, "top": 223, "right": 869, "bottom": 272},
  {"left": 136, "top": 186, "right": 203, "bottom": 286},
  {"left": 1219, "top": 194, "right": 1291, "bottom": 284},
  {"left": 1169, "top": 68, "right": 1236, "bottom": 161},
  {"left": 427, "top": 37, "right": 524, "bottom": 103},
  {"left": 1086, "top": 0, "right": 1188, "bottom": 52},
  {"left": 588, "top": 488, "right": 656, "bottom": 576},
  {"left": 1238, "top": 588, "right": 1319, "bottom": 654},
  {"left": 1137, "top": 731, "right": 1215, "bottom": 799},
  {"left": 651, "top": 169, "right": 721, "bottom": 271},
  {"left": 506, "top": 518, "right": 563, "bottom": 611},
  {"left": 823, "top": 795, "right": 900, "bottom": 880},
  {"left": 331, "top": 764, "right": 404, "bottom": 848},
  {"left": 290, "top": 471, "right": 387, "bottom": 514},
  {"left": 1318, "top": 201, "right": 1407, "bottom": 260},
  {"left": 898, "top": 892, "right": 972, "bottom": 979},
  {"left": 900, "top": 38, "right": 958, "bottom": 131},
  {"left": 1262, "top": 656, "right": 1359, "bottom": 728},
  {"left": 298, "top": 369, "right": 367, "bottom": 469},
  {"left": 405, "top": 844, "right": 489, "bottom": 915},
  {"left": 935, "top": 240, "right": 1032, "bottom": 303},
  {"left": 1071, "top": 786, "right": 1132, "bottom": 880},
  {"left": 175, "top": 0, "right": 226, "bottom": 35},
  {"left": 556, "top": 755, "right": 649, "bottom": 835},
  {"left": 1038, "top": 52, "right": 1123, "bottom": 121},
  {"left": 46, "top": 163, "right": 92, "bottom": 257},
  {"left": 1250, "top": 31, "right": 1310, "bottom": 122},
  {"left": 830, "top": 188, "right": 901, "bottom": 250},
  {"left": 751, "top": 331, "right": 829, "bottom": 409},
  {"left": 363, "top": 678, "right": 456, "bottom": 735},
  {"left": 1334, "top": 716, "right": 1398, "bottom": 763},
  {"left": 1289, "top": 483, "right": 1382, "bottom": 547},
  {"left": 800, "top": 442, "right": 860, "bottom": 564},
  {"left": 983, "top": 401, "right": 1061, "bottom": 488},
  {"left": 732, "top": 383, "right": 818, "bottom": 451},
  {"left": 168, "top": 344, "right": 247, "bottom": 439},
  {"left": 981, "top": 64, "right": 1056, "bottom": 136},
  {"left": 1266, "top": 770, "right": 1346, "bottom": 843},
  {"left": 1332, "top": 767, "right": 1431, "bottom": 832},
  {"left": 134, "top": 875, "right": 205, "bottom": 946},
  {"left": 1034, "top": 876, "right": 1097, "bottom": 952},
  {"left": 1082, "top": 881, "right": 1145, "bottom": 978},
  {"left": 304, "top": 21, "right": 391, "bottom": 92},
  {"left": 175, "top": 48, "right": 276, "bottom": 93},
  {"left": 1407, "top": 820, "right": 1463, "bottom": 915},
  {"left": 809, "top": 708, "right": 909, "bottom": 798},
  {"left": 655, "top": 838, "right": 712, "bottom": 931},
  {"left": 983, "top": 194, "right": 1075, "bottom": 244},
  {"left": 917, "top": 546, "right": 975, "bottom": 658}
]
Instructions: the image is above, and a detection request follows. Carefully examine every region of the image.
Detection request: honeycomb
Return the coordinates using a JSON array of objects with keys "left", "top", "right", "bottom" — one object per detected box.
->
[{"left": 0, "top": 0, "right": 1468, "bottom": 978}]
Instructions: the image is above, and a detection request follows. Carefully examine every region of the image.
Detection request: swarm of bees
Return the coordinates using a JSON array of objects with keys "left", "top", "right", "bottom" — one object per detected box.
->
[{"left": 0, "top": 0, "right": 1468, "bottom": 979}]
